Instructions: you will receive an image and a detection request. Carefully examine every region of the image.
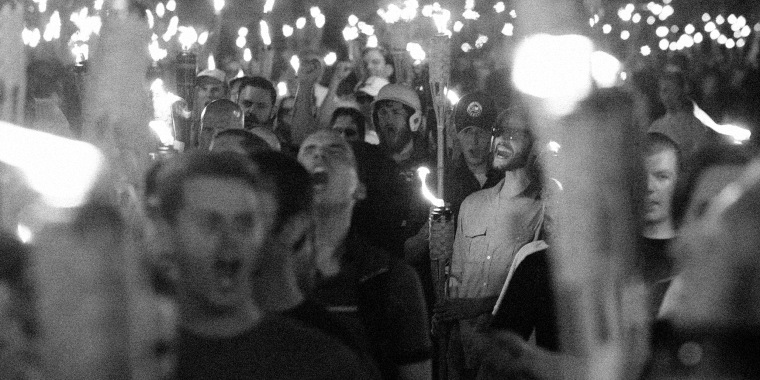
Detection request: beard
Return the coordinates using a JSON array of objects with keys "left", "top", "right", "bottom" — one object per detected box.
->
[{"left": 244, "top": 113, "right": 272, "bottom": 130}]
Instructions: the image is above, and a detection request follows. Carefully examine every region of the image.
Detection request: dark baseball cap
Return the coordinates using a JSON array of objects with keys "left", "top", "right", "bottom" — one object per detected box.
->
[{"left": 453, "top": 92, "right": 497, "bottom": 134}]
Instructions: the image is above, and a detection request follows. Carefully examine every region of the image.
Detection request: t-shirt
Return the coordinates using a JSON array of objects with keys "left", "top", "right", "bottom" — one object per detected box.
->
[
  {"left": 176, "top": 316, "right": 373, "bottom": 380},
  {"left": 637, "top": 237, "right": 675, "bottom": 319}
]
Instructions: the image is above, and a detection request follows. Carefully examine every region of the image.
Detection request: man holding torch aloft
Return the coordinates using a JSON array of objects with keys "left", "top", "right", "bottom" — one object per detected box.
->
[{"left": 433, "top": 107, "right": 545, "bottom": 379}]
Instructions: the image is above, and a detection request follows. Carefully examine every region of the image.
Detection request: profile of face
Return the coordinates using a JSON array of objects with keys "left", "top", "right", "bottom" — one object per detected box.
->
[
  {"left": 659, "top": 78, "right": 685, "bottom": 112},
  {"left": 643, "top": 148, "right": 678, "bottom": 225},
  {"left": 491, "top": 113, "right": 533, "bottom": 172},
  {"left": 331, "top": 115, "right": 361, "bottom": 142},
  {"left": 363, "top": 49, "right": 393, "bottom": 79},
  {"left": 169, "top": 176, "right": 275, "bottom": 312},
  {"left": 298, "top": 131, "right": 362, "bottom": 207},
  {"left": 196, "top": 79, "right": 226, "bottom": 110},
  {"left": 458, "top": 126, "right": 492, "bottom": 167},
  {"left": 376, "top": 101, "right": 413, "bottom": 155},
  {"left": 238, "top": 85, "right": 275, "bottom": 130}
]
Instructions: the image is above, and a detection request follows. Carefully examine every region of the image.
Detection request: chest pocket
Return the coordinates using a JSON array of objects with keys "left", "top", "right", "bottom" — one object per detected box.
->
[{"left": 462, "top": 224, "right": 488, "bottom": 263}]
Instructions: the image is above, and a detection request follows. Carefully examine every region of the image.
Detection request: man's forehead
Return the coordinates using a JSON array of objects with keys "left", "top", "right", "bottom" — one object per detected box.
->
[
  {"left": 197, "top": 78, "right": 224, "bottom": 88},
  {"left": 379, "top": 100, "right": 404, "bottom": 110}
]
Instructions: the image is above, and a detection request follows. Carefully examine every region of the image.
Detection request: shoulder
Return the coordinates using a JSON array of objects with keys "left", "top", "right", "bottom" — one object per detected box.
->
[{"left": 460, "top": 182, "right": 499, "bottom": 213}]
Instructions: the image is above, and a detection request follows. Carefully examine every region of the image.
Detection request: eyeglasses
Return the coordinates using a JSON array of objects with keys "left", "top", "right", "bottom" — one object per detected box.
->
[{"left": 492, "top": 127, "right": 529, "bottom": 141}]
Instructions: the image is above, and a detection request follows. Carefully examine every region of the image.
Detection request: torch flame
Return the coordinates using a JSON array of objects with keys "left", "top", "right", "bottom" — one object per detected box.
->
[
  {"left": 417, "top": 167, "right": 444, "bottom": 207},
  {"left": 263, "top": 0, "right": 275, "bottom": 13},
  {"left": 430, "top": 3, "right": 451, "bottom": 34},
  {"left": 290, "top": 55, "right": 300, "bottom": 74},
  {"left": 208, "top": 55, "right": 216, "bottom": 70},
  {"left": 177, "top": 26, "right": 198, "bottom": 51},
  {"left": 692, "top": 101, "right": 751, "bottom": 143},
  {"left": 214, "top": 0, "right": 225, "bottom": 14},
  {"left": 260, "top": 20, "right": 272, "bottom": 46}
]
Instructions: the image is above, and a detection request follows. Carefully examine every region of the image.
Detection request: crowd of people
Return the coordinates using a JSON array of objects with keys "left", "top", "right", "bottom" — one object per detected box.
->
[{"left": 5, "top": 20, "right": 760, "bottom": 378}]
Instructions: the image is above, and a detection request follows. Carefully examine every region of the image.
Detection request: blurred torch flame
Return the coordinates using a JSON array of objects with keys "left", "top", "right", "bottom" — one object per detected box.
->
[
  {"left": 263, "top": 0, "right": 275, "bottom": 13},
  {"left": 177, "top": 26, "right": 198, "bottom": 51},
  {"left": 692, "top": 101, "right": 751, "bottom": 143},
  {"left": 260, "top": 20, "right": 272, "bottom": 46},
  {"left": 417, "top": 167, "right": 445, "bottom": 207}
]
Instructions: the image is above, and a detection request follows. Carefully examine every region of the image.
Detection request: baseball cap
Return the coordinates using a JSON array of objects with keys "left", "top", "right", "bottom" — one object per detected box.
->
[
  {"left": 196, "top": 69, "right": 226, "bottom": 85},
  {"left": 453, "top": 92, "right": 496, "bottom": 134}
]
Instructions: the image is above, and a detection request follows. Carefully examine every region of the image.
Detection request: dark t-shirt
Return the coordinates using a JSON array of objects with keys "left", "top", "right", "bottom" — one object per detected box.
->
[
  {"left": 314, "top": 237, "right": 433, "bottom": 380},
  {"left": 176, "top": 316, "right": 373, "bottom": 380},
  {"left": 637, "top": 237, "right": 675, "bottom": 318}
]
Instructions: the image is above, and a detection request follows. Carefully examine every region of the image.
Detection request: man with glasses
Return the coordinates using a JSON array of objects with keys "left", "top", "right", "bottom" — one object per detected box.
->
[{"left": 434, "top": 107, "right": 545, "bottom": 379}]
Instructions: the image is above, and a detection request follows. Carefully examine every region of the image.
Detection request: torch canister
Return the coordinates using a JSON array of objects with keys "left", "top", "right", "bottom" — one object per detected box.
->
[{"left": 429, "top": 205, "right": 454, "bottom": 304}]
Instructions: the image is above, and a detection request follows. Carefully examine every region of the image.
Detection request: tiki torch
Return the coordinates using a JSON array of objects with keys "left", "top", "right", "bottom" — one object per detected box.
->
[
  {"left": 428, "top": 7, "right": 451, "bottom": 198},
  {"left": 417, "top": 166, "right": 454, "bottom": 380}
]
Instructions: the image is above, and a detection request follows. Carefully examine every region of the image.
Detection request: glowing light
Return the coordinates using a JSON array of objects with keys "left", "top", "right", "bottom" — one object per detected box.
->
[
  {"left": 659, "top": 38, "right": 669, "bottom": 50},
  {"left": 512, "top": 34, "right": 594, "bottom": 111},
  {"left": 501, "top": 23, "right": 514, "bottom": 36},
  {"left": 177, "top": 26, "right": 198, "bottom": 51},
  {"left": 94, "top": 0, "right": 103, "bottom": 11},
  {"left": 0, "top": 121, "right": 104, "bottom": 208},
  {"left": 22, "top": 28, "right": 41, "bottom": 48},
  {"left": 166, "top": 0, "right": 176, "bottom": 11},
  {"left": 277, "top": 81, "right": 288, "bottom": 97},
  {"left": 648, "top": 3, "right": 663, "bottom": 15},
  {"left": 632, "top": 13, "right": 641, "bottom": 23},
  {"left": 702, "top": 13, "right": 711, "bottom": 22},
  {"left": 348, "top": 14, "right": 359, "bottom": 26},
  {"left": 621, "top": 30, "right": 630, "bottom": 40},
  {"left": 162, "top": 16, "right": 179, "bottom": 42},
  {"left": 243, "top": 48, "right": 252, "bottom": 62},
  {"left": 741, "top": 25, "right": 751, "bottom": 38},
  {"left": 475, "top": 34, "right": 488, "bottom": 48},
  {"left": 656, "top": 26, "right": 669, "bottom": 37},
  {"left": 693, "top": 102, "right": 751, "bottom": 142},
  {"left": 358, "top": 22, "right": 375, "bottom": 35},
  {"left": 725, "top": 38, "right": 735, "bottom": 48},
  {"left": 737, "top": 38, "right": 746, "bottom": 48},
  {"left": 647, "top": 16, "right": 655, "bottom": 25},
  {"left": 454, "top": 21, "right": 464, "bottom": 32},
  {"left": 509, "top": 9, "right": 516, "bottom": 18},
  {"left": 36, "top": 0, "right": 47, "bottom": 12},
  {"left": 149, "top": 39, "right": 167, "bottom": 62},
  {"left": 310, "top": 6, "right": 321, "bottom": 18},
  {"left": 755, "top": 23, "right": 760, "bottom": 32},
  {"left": 618, "top": 8, "right": 632, "bottom": 22},
  {"left": 324, "top": 52, "right": 337, "bottom": 66},
  {"left": 236, "top": 36, "right": 246, "bottom": 48},
  {"left": 213, "top": 0, "right": 225, "bottom": 14},
  {"left": 728, "top": 14, "right": 737, "bottom": 24},
  {"left": 290, "top": 55, "right": 300, "bottom": 74},
  {"left": 208, "top": 55, "right": 216, "bottom": 70},
  {"left": 260, "top": 20, "right": 271, "bottom": 46},
  {"left": 669, "top": 41, "right": 678, "bottom": 51},
  {"left": 463, "top": 9, "right": 480, "bottom": 20},
  {"left": 461, "top": 42, "right": 472, "bottom": 52},
  {"left": 734, "top": 30, "right": 741, "bottom": 39},
  {"left": 283, "top": 24, "right": 294, "bottom": 37},
  {"left": 238, "top": 27, "right": 248, "bottom": 37},
  {"left": 641, "top": 45, "right": 651, "bottom": 56},
  {"left": 659, "top": 5, "right": 674, "bottom": 20},
  {"left": 296, "top": 17, "right": 307, "bottom": 29},
  {"left": 737, "top": 16, "right": 747, "bottom": 27},
  {"left": 716, "top": 15, "right": 725, "bottom": 25},
  {"left": 378, "top": 0, "right": 419, "bottom": 23},
  {"left": 430, "top": 3, "right": 451, "bottom": 34},
  {"left": 342, "top": 26, "right": 359, "bottom": 41},
  {"left": 590, "top": 51, "right": 621, "bottom": 88},
  {"left": 705, "top": 22, "right": 716, "bottom": 32},
  {"left": 679, "top": 34, "right": 694, "bottom": 48},
  {"left": 236, "top": 69, "right": 244, "bottom": 78},
  {"left": 416, "top": 167, "right": 444, "bottom": 207},
  {"left": 710, "top": 30, "right": 720, "bottom": 40},
  {"left": 146, "top": 10, "right": 154, "bottom": 28},
  {"left": 446, "top": 88, "right": 460, "bottom": 105},
  {"left": 17, "top": 225, "right": 32, "bottom": 244},
  {"left": 315, "top": 14, "right": 326, "bottom": 28},
  {"left": 718, "top": 34, "right": 728, "bottom": 45},
  {"left": 406, "top": 42, "right": 426, "bottom": 63},
  {"left": 71, "top": 44, "right": 89, "bottom": 63},
  {"left": 603, "top": 24, "right": 612, "bottom": 34},
  {"left": 670, "top": 25, "right": 679, "bottom": 33},
  {"left": 198, "top": 31, "right": 209, "bottom": 45},
  {"left": 685, "top": 24, "right": 695, "bottom": 34},
  {"left": 156, "top": 3, "right": 165, "bottom": 18},
  {"left": 366, "top": 35, "right": 378, "bottom": 47},
  {"left": 694, "top": 32, "right": 704, "bottom": 43},
  {"left": 494, "top": 2, "right": 505, "bottom": 13},
  {"left": 548, "top": 141, "right": 561, "bottom": 153},
  {"left": 43, "top": 11, "right": 62, "bottom": 42},
  {"left": 263, "top": 0, "right": 275, "bottom": 13}
]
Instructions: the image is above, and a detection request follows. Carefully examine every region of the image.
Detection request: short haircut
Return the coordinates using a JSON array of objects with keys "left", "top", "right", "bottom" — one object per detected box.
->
[
  {"left": 236, "top": 76, "right": 277, "bottom": 106},
  {"left": 201, "top": 99, "right": 244, "bottom": 130},
  {"left": 154, "top": 151, "right": 273, "bottom": 223},
  {"left": 250, "top": 151, "right": 313, "bottom": 231},
  {"left": 330, "top": 107, "right": 366, "bottom": 138},
  {"left": 644, "top": 132, "right": 682, "bottom": 172},
  {"left": 212, "top": 129, "right": 271, "bottom": 155},
  {"left": 672, "top": 142, "right": 756, "bottom": 227}
]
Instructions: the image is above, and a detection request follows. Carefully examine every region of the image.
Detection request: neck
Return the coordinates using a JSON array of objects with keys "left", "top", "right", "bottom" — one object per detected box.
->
[
  {"left": 179, "top": 297, "right": 261, "bottom": 338},
  {"left": 313, "top": 203, "right": 353, "bottom": 277},
  {"left": 466, "top": 160, "right": 488, "bottom": 175},
  {"left": 499, "top": 167, "right": 531, "bottom": 198},
  {"left": 642, "top": 219, "right": 675, "bottom": 240},
  {"left": 391, "top": 140, "right": 414, "bottom": 163}
]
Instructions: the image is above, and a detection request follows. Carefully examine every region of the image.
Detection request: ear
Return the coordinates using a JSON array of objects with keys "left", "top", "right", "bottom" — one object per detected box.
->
[{"left": 353, "top": 181, "right": 367, "bottom": 202}]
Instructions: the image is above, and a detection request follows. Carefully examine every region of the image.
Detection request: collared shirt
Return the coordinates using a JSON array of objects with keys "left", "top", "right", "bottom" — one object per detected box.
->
[{"left": 449, "top": 178, "right": 543, "bottom": 299}]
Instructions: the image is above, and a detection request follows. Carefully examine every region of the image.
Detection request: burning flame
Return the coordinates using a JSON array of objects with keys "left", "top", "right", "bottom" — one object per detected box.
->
[
  {"left": 149, "top": 39, "right": 167, "bottom": 62},
  {"left": 378, "top": 0, "right": 418, "bottom": 23},
  {"left": 428, "top": 3, "right": 451, "bottom": 34},
  {"left": 43, "top": 11, "right": 61, "bottom": 42},
  {"left": 260, "top": 20, "right": 272, "bottom": 46},
  {"left": 366, "top": 35, "right": 378, "bottom": 47},
  {"left": 343, "top": 26, "right": 359, "bottom": 41},
  {"left": 214, "top": 0, "right": 225, "bottom": 14},
  {"left": 198, "top": 31, "right": 209, "bottom": 45},
  {"left": 277, "top": 81, "right": 288, "bottom": 97},
  {"left": 692, "top": 101, "right": 751, "bottom": 143},
  {"left": 296, "top": 17, "right": 307, "bottom": 29},
  {"left": 406, "top": 42, "right": 426, "bottom": 64},
  {"left": 208, "top": 55, "right": 216, "bottom": 70},
  {"left": 162, "top": 16, "right": 179, "bottom": 42},
  {"left": 149, "top": 79, "right": 182, "bottom": 146},
  {"left": 243, "top": 48, "right": 252, "bottom": 62},
  {"left": 156, "top": 3, "right": 165, "bottom": 18},
  {"left": 324, "top": 52, "right": 337, "bottom": 66},
  {"left": 177, "top": 26, "right": 198, "bottom": 51},
  {"left": 263, "top": 0, "right": 275, "bottom": 13},
  {"left": 166, "top": 0, "right": 176, "bottom": 12},
  {"left": 283, "top": 24, "right": 294, "bottom": 37},
  {"left": 23, "top": 28, "right": 42, "bottom": 48},
  {"left": 0, "top": 121, "right": 104, "bottom": 208},
  {"left": 290, "top": 55, "right": 300, "bottom": 74},
  {"left": 417, "top": 167, "right": 444, "bottom": 207}
]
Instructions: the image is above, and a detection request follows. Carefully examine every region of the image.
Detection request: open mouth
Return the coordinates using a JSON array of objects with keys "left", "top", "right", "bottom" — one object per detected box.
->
[{"left": 494, "top": 146, "right": 512, "bottom": 159}]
